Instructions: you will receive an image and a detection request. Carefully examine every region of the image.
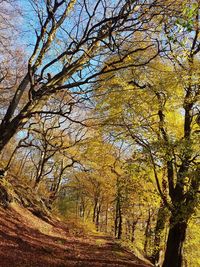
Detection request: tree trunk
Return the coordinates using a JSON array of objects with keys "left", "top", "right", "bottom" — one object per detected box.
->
[
  {"left": 144, "top": 209, "right": 152, "bottom": 255},
  {"left": 114, "top": 199, "right": 119, "bottom": 237},
  {"left": 0, "top": 124, "right": 20, "bottom": 153},
  {"left": 0, "top": 99, "right": 34, "bottom": 154},
  {"left": 34, "top": 153, "right": 46, "bottom": 187},
  {"left": 95, "top": 203, "right": 101, "bottom": 231},
  {"left": 93, "top": 198, "right": 98, "bottom": 223},
  {"left": 105, "top": 202, "right": 108, "bottom": 233},
  {"left": 162, "top": 218, "right": 187, "bottom": 267},
  {"left": 152, "top": 204, "right": 168, "bottom": 264},
  {"left": 131, "top": 219, "right": 138, "bottom": 242},
  {"left": 118, "top": 207, "right": 122, "bottom": 239},
  {"left": 115, "top": 195, "right": 122, "bottom": 239}
]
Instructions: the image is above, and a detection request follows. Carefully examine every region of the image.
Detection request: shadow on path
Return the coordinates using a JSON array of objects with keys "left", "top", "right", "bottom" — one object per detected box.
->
[{"left": 0, "top": 207, "right": 152, "bottom": 267}]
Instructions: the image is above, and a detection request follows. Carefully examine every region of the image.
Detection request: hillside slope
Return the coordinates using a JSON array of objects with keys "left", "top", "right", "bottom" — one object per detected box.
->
[
  {"left": 0, "top": 175, "right": 152, "bottom": 267},
  {"left": 0, "top": 203, "right": 152, "bottom": 267}
]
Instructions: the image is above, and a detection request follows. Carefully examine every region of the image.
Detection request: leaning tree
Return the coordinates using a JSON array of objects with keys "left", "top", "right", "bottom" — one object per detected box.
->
[{"left": 0, "top": 0, "right": 164, "bottom": 152}]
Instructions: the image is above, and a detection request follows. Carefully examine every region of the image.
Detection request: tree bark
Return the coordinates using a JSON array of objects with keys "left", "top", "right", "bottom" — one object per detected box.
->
[
  {"left": 95, "top": 203, "right": 101, "bottom": 231},
  {"left": 131, "top": 219, "right": 138, "bottom": 242},
  {"left": 0, "top": 101, "right": 33, "bottom": 153},
  {"left": 162, "top": 217, "right": 187, "bottom": 267},
  {"left": 115, "top": 195, "right": 122, "bottom": 239},
  {"left": 152, "top": 203, "right": 168, "bottom": 264},
  {"left": 144, "top": 209, "right": 152, "bottom": 255},
  {"left": 93, "top": 198, "right": 98, "bottom": 223}
]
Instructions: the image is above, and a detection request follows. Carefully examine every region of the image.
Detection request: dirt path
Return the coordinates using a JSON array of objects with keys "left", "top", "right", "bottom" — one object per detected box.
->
[{"left": 0, "top": 206, "right": 152, "bottom": 267}]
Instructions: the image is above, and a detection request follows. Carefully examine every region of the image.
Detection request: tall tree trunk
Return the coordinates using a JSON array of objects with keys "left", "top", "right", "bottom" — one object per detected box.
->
[
  {"left": 93, "top": 198, "right": 98, "bottom": 223},
  {"left": 152, "top": 203, "right": 168, "bottom": 264},
  {"left": 0, "top": 100, "right": 34, "bottom": 153},
  {"left": 115, "top": 195, "right": 122, "bottom": 239},
  {"left": 114, "top": 198, "right": 119, "bottom": 237},
  {"left": 105, "top": 202, "right": 108, "bottom": 233},
  {"left": 131, "top": 219, "right": 138, "bottom": 242},
  {"left": 162, "top": 217, "right": 187, "bottom": 267},
  {"left": 95, "top": 203, "right": 101, "bottom": 231},
  {"left": 144, "top": 209, "right": 152, "bottom": 255},
  {"left": 118, "top": 207, "right": 122, "bottom": 239}
]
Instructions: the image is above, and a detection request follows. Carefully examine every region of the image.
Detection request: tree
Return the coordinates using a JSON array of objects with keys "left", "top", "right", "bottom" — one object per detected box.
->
[
  {"left": 160, "top": 2, "right": 200, "bottom": 265},
  {"left": 0, "top": 0, "right": 162, "bottom": 154},
  {"left": 2, "top": 1, "right": 199, "bottom": 266},
  {"left": 94, "top": 50, "right": 200, "bottom": 266},
  {"left": 0, "top": 1, "right": 25, "bottom": 112}
]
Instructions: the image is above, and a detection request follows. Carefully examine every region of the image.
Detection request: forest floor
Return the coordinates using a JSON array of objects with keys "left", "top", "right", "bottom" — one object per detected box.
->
[{"left": 0, "top": 204, "right": 152, "bottom": 267}]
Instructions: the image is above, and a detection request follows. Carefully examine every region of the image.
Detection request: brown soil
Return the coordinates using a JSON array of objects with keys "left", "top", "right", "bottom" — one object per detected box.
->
[{"left": 0, "top": 205, "right": 152, "bottom": 267}]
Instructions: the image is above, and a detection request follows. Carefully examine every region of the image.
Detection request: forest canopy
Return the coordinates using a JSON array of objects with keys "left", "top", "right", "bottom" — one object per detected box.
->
[{"left": 0, "top": 1, "right": 199, "bottom": 267}]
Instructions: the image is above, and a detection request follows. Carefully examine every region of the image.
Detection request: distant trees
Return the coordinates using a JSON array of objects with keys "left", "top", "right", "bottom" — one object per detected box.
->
[
  {"left": 92, "top": 2, "right": 200, "bottom": 264},
  {"left": 94, "top": 54, "right": 200, "bottom": 266},
  {"left": 58, "top": 131, "right": 159, "bottom": 249},
  {"left": 0, "top": 1, "right": 199, "bottom": 267},
  {"left": 0, "top": 0, "right": 25, "bottom": 112}
]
